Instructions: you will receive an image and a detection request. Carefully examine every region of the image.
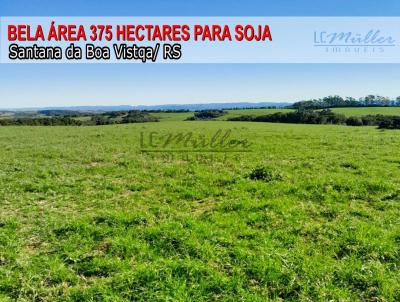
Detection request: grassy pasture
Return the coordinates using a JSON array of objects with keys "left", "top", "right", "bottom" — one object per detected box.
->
[
  {"left": 0, "top": 121, "right": 399, "bottom": 301},
  {"left": 148, "top": 111, "right": 194, "bottom": 121},
  {"left": 331, "top": 107, "right": 400, "bottom": 116}
]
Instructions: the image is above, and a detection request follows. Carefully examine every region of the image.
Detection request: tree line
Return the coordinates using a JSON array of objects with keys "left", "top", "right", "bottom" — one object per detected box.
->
[
  {"left": 0, "top": 111, "right": 159, "bottom": 126},
  {"left": 186, "top": 110, "right": 227, "bottom": 120},
  {"left": 229, "top": 109, "right": 400, "bottom": 129},
  {"left": 89, "top": 110, "right": 159, "bottom": 125},
  {"left": 291, "top": 95, "right": 400, "bottom": 110},
  {"left": 0, "top": 117, "right": 83, "bottom": 126}
]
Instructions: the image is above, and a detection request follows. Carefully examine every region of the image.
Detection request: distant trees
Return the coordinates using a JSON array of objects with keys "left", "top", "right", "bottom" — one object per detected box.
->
[
  {"left": 121, "top": 111, "right": 159, "bottom": 123},
  {"left": 0, "top": 117, "right": 82, "bottom": 126},
  {"left": 89, "top": 110, "right": 159, "bottom": 125},
  {"left": 229, "top": 109, "right": 400, "bottom": 129},
  {"left": 186, "top": 110, "right": 227, "bottom": 120},
  {"left": 291, "top": 95, "right": 398, "bottom": 110},
  {"left": 143, "top": 109, "right": 190, "bottom": 113},
  {"left": 0, "top": 110, "right": 159, "bottom": 127},
  {"left": 229, "top": 109, "right": 347, "bottom": 125},
  {"left": 363, "top": 95, "right": 391, "bottom": 107},
  {"left": 345, "top": 116, "right": 363, "bottom": 126},
  {"left": 38, "top": 110, "right": 82, "bottom": 117},
  {"left": 377, "top": 116, "right": 400, "bottom": 129},
  {"left": 90, "top": 115, "right": 112, "bottom": 125}
]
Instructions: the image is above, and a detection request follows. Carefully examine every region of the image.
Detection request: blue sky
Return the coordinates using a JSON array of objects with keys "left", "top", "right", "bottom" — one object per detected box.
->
[{"left": 1, "top": 0, "right": 400, "bottom": 108}]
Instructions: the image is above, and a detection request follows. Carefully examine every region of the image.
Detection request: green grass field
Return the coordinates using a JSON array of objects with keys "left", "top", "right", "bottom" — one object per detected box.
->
[
  {"left": 331, "top": 107, "right": 400, "bottom": 116},
  {"left": 0, "top": 121, "right": 399, "bottom": 301},
  {"left": 149, "top": 111, "right": 194, "bottom": 121}
]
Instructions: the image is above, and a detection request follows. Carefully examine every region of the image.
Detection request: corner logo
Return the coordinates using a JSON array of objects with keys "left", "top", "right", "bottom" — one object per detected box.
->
[{"left": 313, "top": 30, "right": 396, "bottom": 53}]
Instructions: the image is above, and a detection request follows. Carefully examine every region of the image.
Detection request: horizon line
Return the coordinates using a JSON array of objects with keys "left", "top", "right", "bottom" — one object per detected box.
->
[{"left": 0, "top": 101, "right": 294, "bottom": 111}]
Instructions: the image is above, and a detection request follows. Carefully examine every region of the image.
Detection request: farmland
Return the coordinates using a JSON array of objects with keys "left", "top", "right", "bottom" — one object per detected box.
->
[
  {"left": 0, "top": 119, "right": 399, "bottom": 301},
  {"left": 331, "top": 107, "right": 400, "bottom": 116},
  {"left": 0, "top": 108, "right": 292, "bottom": 123},
  {"left": 3, "top": 107, "right": 400, "bottom": 123}
]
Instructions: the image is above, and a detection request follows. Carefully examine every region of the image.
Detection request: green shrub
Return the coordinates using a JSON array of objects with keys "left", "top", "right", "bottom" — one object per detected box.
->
[
  {"left": 346, "top": 116, "right": 363, "bottom": 126},
  {"left": 248, "top": 167, "right": 282, "bottom": 182}
]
